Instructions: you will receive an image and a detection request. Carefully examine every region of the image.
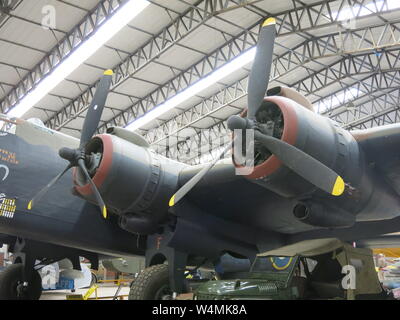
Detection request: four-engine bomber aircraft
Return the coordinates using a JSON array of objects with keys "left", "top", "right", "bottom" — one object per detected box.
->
[{"left": 2, "top": 18, "right": 400, "bottom": 299}]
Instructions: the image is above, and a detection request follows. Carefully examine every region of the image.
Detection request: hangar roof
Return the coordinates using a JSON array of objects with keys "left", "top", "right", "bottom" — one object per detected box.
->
[{"left": 1, "top": 0, "right": 400, "bottom": 164}]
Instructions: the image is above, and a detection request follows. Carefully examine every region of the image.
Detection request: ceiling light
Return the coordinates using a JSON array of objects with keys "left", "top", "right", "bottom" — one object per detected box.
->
[
  {"left": 125, "top": 0, "right": 400, "bottom": 132},
  {"left": 125, "top": 47, "right": 256, "bottom": 131},
  {"left": 7, "top": 0, "right": 149, "bottom": 118}
]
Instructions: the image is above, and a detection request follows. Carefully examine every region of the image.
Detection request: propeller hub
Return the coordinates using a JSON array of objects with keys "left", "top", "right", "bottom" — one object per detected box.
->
[
  {"left": 59, "top": 147, "right": 84, "bottom": 164},
  {"left": 227, "top": 115, "right": 251, "bottom": 131},
  {"left": 59, "top": 147, "right": 75, "bottom": 161}
]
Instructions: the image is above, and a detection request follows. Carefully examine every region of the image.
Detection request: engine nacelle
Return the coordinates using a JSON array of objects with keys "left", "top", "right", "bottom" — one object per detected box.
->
[
  {"left": 73, "top": 134, "right": 183, "bottom": 225},
  {"left": 231, "top": 95, "right": 384, "bottom": 225},
  {"left": 230, "top": 95, "right": 400, "bottom": 227},
  {"left": 233, "top": 96, "right": 365, "bottom": 199}
]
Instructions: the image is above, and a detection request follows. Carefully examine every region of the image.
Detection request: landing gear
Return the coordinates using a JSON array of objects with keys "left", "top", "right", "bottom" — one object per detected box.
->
[
  {"left": 90, "top": 272, "right": 98, "bottom": 287},
  {"left": 131, "top": 229, "right": 210, "bottom": 300},
  {"left": 0, "top": 264, "right": 42, "bottom": 300},
  {"left": 129, "top": 264, "right": 173, "bottom": 300}
]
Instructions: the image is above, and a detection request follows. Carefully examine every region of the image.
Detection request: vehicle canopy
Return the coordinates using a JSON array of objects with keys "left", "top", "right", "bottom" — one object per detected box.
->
[{"left": 257, "top": 238, "right": 382, "bottom": 299}]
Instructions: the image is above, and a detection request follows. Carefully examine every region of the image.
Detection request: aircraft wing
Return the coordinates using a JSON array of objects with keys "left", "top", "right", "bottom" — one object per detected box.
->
[
  {"left": 352, "top": 123, "right": 400, "bottom": 195},
  {"left": 175, "top": 123, "right": 400, "bottom": 235},
  {"left": 178, "top": 158, "right": 268, "bottom": 216},
  {"left": 175, "top": 158, "right": 316, "bottom": 234}
]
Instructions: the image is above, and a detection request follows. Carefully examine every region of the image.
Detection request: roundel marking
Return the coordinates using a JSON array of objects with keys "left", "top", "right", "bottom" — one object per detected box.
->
[{"left": 270, "top": 256, "right": 293, "bottom": 270}]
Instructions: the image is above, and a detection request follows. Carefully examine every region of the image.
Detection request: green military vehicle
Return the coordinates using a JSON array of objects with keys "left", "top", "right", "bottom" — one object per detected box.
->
[{"left": 194, "top": 238, "right": 389, "bottom": 300}]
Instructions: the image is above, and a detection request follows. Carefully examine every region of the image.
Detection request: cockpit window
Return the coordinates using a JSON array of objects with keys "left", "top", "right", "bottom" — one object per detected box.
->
[{"left": 26, "top": 118, "right": 46, "bottom": 127}]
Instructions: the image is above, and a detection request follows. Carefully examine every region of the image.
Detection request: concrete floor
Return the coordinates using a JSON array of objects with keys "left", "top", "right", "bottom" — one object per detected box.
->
[
  {"left": 40, "top": 283, "right": 194, "bottom": 300},
  {"left": 40, "top": 283, "right": 131, "bottom": 300}
]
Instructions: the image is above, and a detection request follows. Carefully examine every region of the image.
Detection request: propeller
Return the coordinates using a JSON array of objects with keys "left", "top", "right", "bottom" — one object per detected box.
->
[
  {"left": 169, "top": 142, "right": 233, "bottom": 207},
  {"left": 227, "top": 116, "right": 345, "bottom": 196},
  {"left": 247, "top": 18, "right": 277, "bottom": 119},
  {"left": 168, "top": 18, "right": 277, "bottom": 207},
  {"left": 27, "top": 69, "right": 113, "bottom": 219},
  {"left": 169, "top": 17, "right": 345, "bottom": 207}
]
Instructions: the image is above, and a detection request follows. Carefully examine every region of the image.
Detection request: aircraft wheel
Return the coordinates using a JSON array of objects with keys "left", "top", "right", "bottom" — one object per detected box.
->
[
  {"left": 0, "top": 264, "right": 42, "bottom": 300},
  {"left": 129, "top": 264, "right": 173, "bottom": 300}
]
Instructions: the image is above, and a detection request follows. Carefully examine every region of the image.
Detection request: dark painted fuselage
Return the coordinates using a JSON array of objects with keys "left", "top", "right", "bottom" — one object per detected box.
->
[
  {"left": 0, "top": 119, "right": 144, "bottom": 257},
  {"left": 2, "top": 110, "right": 400, "bottom": 263}
]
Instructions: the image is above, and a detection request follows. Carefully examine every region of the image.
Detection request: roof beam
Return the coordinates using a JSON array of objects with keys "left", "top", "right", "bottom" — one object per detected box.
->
[
  {"left": 343, "top": 88, "right": 400, "bottom": 129},
  {"left": 317, "top": 71, "right": 400, "bottom": 116},
  {"left": 0, "top": 0, "right": 126, "bottom": 113},
  {"left": 290, "top": 49, "right": 400, "bottom": 97},
  {"left": 153, "top": 63, "right": 400, "bottom": 163},
  {"left": 191, "top": 88, "right": 400, "bottom": 164},
  {"left": 144, "top": 31, "right": 400, "bottom": 146},
  {"left": 45, "top": 0, "right": 400, "bottom": 132},
  {"left": 154, "top": 121, "right": 229, "bottom": 164},
  {"left": 44, "top": 0, "right": 255, "bottom": 130},
  {"left": 171, "top": 88, "right": 400, "bottom": 164},
  {"left": 0, "top": 0, "right": 20, "bottom": 26},
  {"left": 107, "top": 7, "right": 400, "bottom": 133},
  {"left": 272, "top": 20, "right": 400, "bottom": 80},
  {"left": 147, "top": 70, "right": 400, "bottom": 149},
  {"left": 145, "top": 76, "right": 247, "bottom": 145}
]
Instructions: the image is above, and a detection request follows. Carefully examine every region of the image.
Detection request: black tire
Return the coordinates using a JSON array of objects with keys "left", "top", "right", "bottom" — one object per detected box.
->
[
  {"left": 129, "top": 264, "right": 172, "bottom": 300},
  {"left": 0, "top": 264, "right": 42, "bottom": 300}
]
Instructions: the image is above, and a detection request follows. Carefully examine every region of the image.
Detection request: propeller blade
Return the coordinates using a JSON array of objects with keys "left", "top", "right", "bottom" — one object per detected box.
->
[
  {"left": 80, "top": 69, "right": 113, "bottom": 148},
  {"left": 169, "top": 142, "right": 233, "bottom": 207},
  {"left": 27, "top": 164, "right": 73, "bottom": 210},
  {"left": 247, "top": 18, "right": 276, "bottom": 119},
  {"left": 254, "top": 131, "right": 345, "bottom": 196},
  {"left": 77, "top": 159, "right": 108, "bottom": 218}
]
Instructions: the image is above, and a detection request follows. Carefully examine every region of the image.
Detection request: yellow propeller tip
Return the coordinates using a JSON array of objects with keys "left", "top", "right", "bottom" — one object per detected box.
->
[
  {"left": 102, "top": 206, "right": 107, "bottom": 219},
  {"left": 262, "top": 17, "right": 276, "bottom": 27},
  {"left": 104, "top": 69, "right": 113, "bottom": 76},
  {"left": 331, "top": 176, "right": 345, "bottom": 196},
  {"left": 169, "top": 195, "right": 175, "bottom": 207},
  {"left": 27, "top": 201, "right": 32, "bottom": 210}
]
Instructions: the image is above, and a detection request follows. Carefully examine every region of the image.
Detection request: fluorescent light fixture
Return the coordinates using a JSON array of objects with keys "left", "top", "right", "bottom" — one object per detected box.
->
[
  {"left": 317, "top": 88, "right": 360, "bottom": 113},
  {"left": 125, "top": 47, "right": 256, "bottom": 131},
  {"left": 125, "top": 0, "right": 400, "bottom": 131},
  {"left": 7, "top": 0, "right": 149, "bottom": 118}
]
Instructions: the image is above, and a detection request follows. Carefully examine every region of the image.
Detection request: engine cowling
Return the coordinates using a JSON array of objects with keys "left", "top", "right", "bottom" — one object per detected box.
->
[
  {"left": 72, "top": 134, "right": 183, "bottom": 226},
  {"left": 233, "top": 96, "right": 364, "bottom": 199},
  {"left": 231, "top": 96, "right": 383, "bottom": 227}
]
